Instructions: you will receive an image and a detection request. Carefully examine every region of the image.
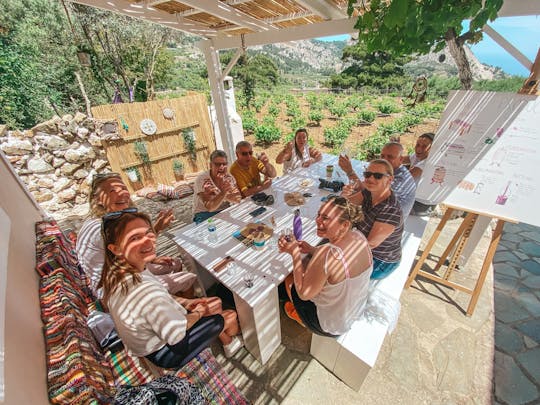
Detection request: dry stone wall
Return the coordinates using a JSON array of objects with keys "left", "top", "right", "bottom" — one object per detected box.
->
[{"left": 0, "top": 113, "right": 121, "bottom": 213}]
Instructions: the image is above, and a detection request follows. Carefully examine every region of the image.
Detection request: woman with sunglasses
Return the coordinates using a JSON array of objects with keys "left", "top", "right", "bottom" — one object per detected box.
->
[
  {"left": 100, "top": 211, "right": 243, "bottom": 366},
  {"left": 277, "top": 196, "right": 372, "bottom": 336},
  {"left": 342, "top": 159, "right": 404, "bottom": 280},
  {"left": 276, "top": 128, "right": 322, "bottom": 174},
  {"left": 76, "top": 173, "right": 196, "bottom": 297}
]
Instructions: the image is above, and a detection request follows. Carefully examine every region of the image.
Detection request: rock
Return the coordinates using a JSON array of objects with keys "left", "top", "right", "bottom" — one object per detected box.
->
[
  {"left": 52, "top": 157, "right": 65, "bottom": 168},
  {"left": 44, "top": 135, "right": 69, "bottom": 150},
  {"left": 60, "top": 163, "right": 81, "bottom": 175},
  {"left": 88, "top": 133, "right": 103, "bottom": 147},
  {"left": 75, "top": 195, "right": 87, "bottom": 205},
  {"left": 77, "top": 127, "right": 89, "bottom": 138},
  {"left": 62, "top": 114, "right": 74, "bottom": 123},
  {"left": 34, "top": 190, "right": 54, "bottom": 202},
  {"left": 73, "top": 112, "right": 87, "bottom": 123},
  {"left": 52, "top": 177, "right": 72, "bottom": 192},
  {"left": 1, "top": 139, "right": 33, "bottom": 155},
  {"left": 64, "top": 145, "right": 95, "bottom": 163},
  {"left": 92, "top": 159, "right": 109, "bottom": 170},
  {"left": 27, "top": 157, "right": 54, "bottom": 173},
  {"left": 0, "top": 125, "right": 6, "bottom": 137},
  {"left": 10, "top": 130, "right": 25, "bottom": 139},
  {"left": 78, "top": 180, "right": 90, "bottom": 195},
  {"left": 22, "top": 130, "right": 34, "bottom": 138},
  {"left": 37, "top": 176, "right": 55, "bottom": 188},
  {"left": 73, "top": 168, "right": 89, "bottom": 179},
  {"left": 58, "top": 188, "right": 76, "bottom": 203},
  {"left": 42, "top": 152, "right": 53, "bottom": 163},
  {"left": 31, "top": 117, "right": 60, "bottom": 134}
]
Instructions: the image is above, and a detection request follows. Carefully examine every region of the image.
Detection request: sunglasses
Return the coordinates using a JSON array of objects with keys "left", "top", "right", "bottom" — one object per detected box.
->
[
  {"left": 363, "top": 171, "right": 390, "bottom": 180},
  {"left": 240, "top": 151, "right": 253, "bottom": 156},
  {"left": 212, "top": 161, "right": 228, "bottom": 167},
  {"left": 102, "top": 207, "right": 138, "bottom": 231}
]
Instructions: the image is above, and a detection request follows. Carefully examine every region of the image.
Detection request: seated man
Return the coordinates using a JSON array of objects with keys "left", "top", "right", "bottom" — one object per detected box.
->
[
  {"left": 193, "top": 150, "right": 241, "bottom": 224},
  {"left": 230, "top": 141, "right": 277, "bottom": 198},
  {"left": 403, "top": 132, "right": 434, "bottom": 183},
  {"left": 339, "top": 142, "right": 416, "bottom": 219}
]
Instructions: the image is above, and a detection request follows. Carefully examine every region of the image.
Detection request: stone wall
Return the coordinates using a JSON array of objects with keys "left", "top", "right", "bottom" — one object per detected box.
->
[{"left": 0, "top": 113, "right": 121, "bottom": 213}]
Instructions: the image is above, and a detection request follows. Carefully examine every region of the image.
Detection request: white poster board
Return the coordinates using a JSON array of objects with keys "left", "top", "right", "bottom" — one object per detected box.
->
[
  {"left": 416, "top": 90, "right": 539, "bottom": 226},
  {"left": 0, "top": 207, "right": 11, "bottom": 401}
]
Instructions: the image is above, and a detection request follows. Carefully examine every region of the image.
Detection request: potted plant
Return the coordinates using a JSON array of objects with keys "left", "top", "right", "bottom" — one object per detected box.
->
[
  {"left": 182, "top": 127, "right": 197, "bottom": 160},
  {"left": 172, "top": 159, "right": 184, "bottom": 181},
  {"left": 125, "top": 167, "right": 140, "bottom": 182},
  {"left": 134, "top": 141, "right": 151, "bottom": 165}
]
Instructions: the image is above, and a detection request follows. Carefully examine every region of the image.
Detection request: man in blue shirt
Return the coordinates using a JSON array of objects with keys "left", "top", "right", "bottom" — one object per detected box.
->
[{"left": 339, "top": 142, "right": 416, "bottom": 219}]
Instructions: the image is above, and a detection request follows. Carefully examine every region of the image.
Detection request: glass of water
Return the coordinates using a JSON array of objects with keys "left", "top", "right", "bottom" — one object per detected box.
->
[{"left": 244, "top": 270, "right": 254, "bottom": 288}]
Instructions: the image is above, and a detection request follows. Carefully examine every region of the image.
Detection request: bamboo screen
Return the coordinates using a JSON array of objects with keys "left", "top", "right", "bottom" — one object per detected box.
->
[{"left": 91, "top": 94, "right": 215, "bottom": 192}]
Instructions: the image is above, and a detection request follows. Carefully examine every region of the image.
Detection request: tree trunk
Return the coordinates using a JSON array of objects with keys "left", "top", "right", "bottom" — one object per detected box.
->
[
  {"left": 75, "top": 71, "right": 92, "bottom": 117},
  {"left": 445, "top": 28, "right": 473, "bottom": 90}
]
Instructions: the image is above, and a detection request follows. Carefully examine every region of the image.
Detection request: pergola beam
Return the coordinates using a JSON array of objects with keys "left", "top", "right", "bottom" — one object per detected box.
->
[
  {"left": 201, "top": 17, "right": 357, "bottom": 50},
  {"left": 498, "top": 0, "right": 540, "bottom": 17},
  {"left": 294, "top": 0, "right": 347, "bottom": 19},
  {"left": 483, "top": 24, "right": 533, "bottom": 71}
]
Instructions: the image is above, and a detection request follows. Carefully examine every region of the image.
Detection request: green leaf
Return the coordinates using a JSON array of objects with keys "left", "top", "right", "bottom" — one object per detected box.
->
[{"left": 384, "top": 0, "right": 409, "bottom": 28}]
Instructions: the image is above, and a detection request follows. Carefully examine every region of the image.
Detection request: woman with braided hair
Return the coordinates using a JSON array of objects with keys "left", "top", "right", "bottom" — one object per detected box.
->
[
  {"left": 100, "top": 210, "right": 243, "bottom": 367},
  {"left": 278, "top": 196, "right": 373, "bottom": 336}
]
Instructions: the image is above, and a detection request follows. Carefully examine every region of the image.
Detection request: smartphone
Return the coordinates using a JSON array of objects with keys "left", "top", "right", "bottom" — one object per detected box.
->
[{"left": 249, "top": 206, "right": 267, "bottom": 217}]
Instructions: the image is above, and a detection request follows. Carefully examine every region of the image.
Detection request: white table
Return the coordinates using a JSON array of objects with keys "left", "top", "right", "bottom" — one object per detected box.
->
[{"left": 171, "top": 155, "right": 361, "bottom": 363}]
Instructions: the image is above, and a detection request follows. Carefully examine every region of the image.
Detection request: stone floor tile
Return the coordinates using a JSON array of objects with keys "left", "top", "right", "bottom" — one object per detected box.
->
[
  {"left": 515, "top": 319, "right": 540, "bottom": 344},
  {"left": 494, "top": 351, "right": 538, "bottom": 404},
  {"left": 501, "top": 231, "right": 523, "bottom": 243},
  {"left": 522, "top": 260, "right": 540, "bottom": 276},
  {"left": 493, "top": 262, "right": 521, "bottom": 279},
  {"left": 523, "top": 335, "right": 538, "bottom": 349},
  {"left": 495, "top": 321, "right": 525, "bottom": 354},
  {"left": 516, "top": 347, "right": 540, "bottom": 384},
  {"left": 493, "top": 251, "right": 522, "bottom": 265},
  {"left": 518, "top": 240, "right": 540, "bottom": 257},
  {"left": 494, "top": 291, "right": 531, "bottom": 323},
  {"left": 432, "top": 328, "right": 476, "bottom": 395},
  {"left": 494, "top": 273, "right": 519, "bottom": 293},
  {"left": 513, "top": 290, "right": 540, "bottom": 317},
  {"left": 522, "top": 275, "right": 540, "bottom": 289},
  {"left": 521, "top": 231, "right": 540, "bottom": 244}
]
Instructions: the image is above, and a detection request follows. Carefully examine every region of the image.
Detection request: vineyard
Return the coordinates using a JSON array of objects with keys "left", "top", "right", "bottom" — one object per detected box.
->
[{"left": 237, "top": 91, "right": 445, "bottom": 170}]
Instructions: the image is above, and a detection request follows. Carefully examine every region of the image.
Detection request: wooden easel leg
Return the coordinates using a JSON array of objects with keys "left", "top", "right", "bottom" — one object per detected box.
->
[
  {"left": 444, "top": 213, "right": 479, "bottom": 280},
  {"left": 434, "top": 212, "right": 477, "bottom": 272},
  {"left": 405, "top": 207, "right": 454, "bottom": 288},
  {"left": 466, "top": 219, "right": 506, "bottom": 316}
]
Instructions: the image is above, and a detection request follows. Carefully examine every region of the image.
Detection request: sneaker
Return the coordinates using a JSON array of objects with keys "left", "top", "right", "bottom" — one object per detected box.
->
[
  {"left": 223, "top": 335, "right": 243, "bottom": 358},
  {"left": 284, "top": 301, "right": 304, "bottom": 327}
]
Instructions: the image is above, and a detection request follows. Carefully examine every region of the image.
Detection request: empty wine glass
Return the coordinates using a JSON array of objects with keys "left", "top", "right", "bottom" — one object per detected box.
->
[{"left": 244, "top": 270, "right": 254, "bottom": 288}]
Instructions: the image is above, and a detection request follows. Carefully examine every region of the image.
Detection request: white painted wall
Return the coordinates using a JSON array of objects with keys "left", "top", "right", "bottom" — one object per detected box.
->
[{"left": 0, "top": 152, "right": 46, "bottom": 404}]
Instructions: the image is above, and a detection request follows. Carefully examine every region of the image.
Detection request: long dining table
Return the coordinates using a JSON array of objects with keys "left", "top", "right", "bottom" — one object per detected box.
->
[{"left": 170, "top": 154, "right": 364, "bottom": 364}]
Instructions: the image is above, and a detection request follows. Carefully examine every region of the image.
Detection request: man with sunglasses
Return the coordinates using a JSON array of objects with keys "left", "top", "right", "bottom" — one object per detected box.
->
[
  {"left": 339, "top": 142, "right": 416, "bottom": 219},
  {"left": 192, "top": 150, "right": 241, "bottom": 224},
  {"left": 230, "top": 141, "right": 277, "bottom": 198}
]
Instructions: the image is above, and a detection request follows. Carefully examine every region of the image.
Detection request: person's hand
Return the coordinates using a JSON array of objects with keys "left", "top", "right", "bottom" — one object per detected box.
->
[
  {"left": 298, "top": 240, "right": 315, "bottom": 255},
  {"left": 182, "top": 298, "right": 205, "bottom": 311},
  {"left": 203, "top": 179, "right": 220, "bottom": 195},
  {"left": 151, "top": 256, "right": 174, "bottom": 266},
  {"left": 301, "top": 158, "right": 313, "bottom": 168},
  {"left": 258, "top": 151, "right": 270, "bottom": 165},
  {"left": 284, "top": 141, "right": 293, "bottom": 154},
  {"left": 278, "top": 234, "right": 298, "bottom": 255},
  {"left": 261, "top": 178, "right": 272, "bottom": 190},
  {"left": 338, "top": 154, "right": 353, "bottom": 175},
  {"left": 341, "top": 183, "right": 357, "bottom": 199},
  {"left": 155, "top": 208, "right": 174, "bottom": 233}
]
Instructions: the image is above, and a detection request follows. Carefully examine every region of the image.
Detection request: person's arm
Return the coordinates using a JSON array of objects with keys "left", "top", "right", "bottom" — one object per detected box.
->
[
  {"left": 409, "top": 166, "right": 423, "bottom": 180},
  {"left": 154, "top": 208, "right": 174, "bottom": 234},
  {"left": 258, "top": 153, "right": 277, "bottom": 178},
  {"left": 241, "top": 178, "right": 272, "bottom": 198},
  {"left": 338, "top": 154, "right": 361, "bottom": 183},
  {"left": 278, "top": 237, "right": 327, "bottom": 301},
  {"left": 276, "top": 142, "right": 293, "bottom": 164},
  {"left": 342, "top": 187, "right": 365, "bottom": 205},
  {"left": 309, "top": 147, "right": 322, "bottom": 162},
  {"left": 366, "top": 221, "right": 396, "bottom": 249}
]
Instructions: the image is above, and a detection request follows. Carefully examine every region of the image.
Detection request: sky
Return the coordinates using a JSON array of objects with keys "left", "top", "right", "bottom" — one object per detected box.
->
[{"left": 317, "top": 16, "right": 539, "bottom": 77}]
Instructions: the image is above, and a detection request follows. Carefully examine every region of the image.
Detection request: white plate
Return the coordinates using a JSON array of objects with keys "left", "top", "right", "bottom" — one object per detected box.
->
[{"left": 298, "top": 178, "right": 313, "bottom": 187}]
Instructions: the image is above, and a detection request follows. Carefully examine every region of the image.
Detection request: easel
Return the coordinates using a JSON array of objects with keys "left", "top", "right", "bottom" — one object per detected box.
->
[{"left": 405, "top": 204, "right": 516, "bottom": 316}]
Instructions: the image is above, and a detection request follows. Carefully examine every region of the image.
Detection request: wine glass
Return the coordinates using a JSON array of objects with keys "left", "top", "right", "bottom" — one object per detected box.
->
[{"left": 244, "top": 270, "right": 254, "bottom": 288}]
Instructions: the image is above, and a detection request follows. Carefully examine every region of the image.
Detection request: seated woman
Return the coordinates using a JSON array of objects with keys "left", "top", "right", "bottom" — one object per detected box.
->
[
  {"left": 100, "top": 210, "right": 243, "bottom": 367},
  {"left": 278, "top": 196, "right": 372, "bottom": 337},
  {"left": 76, "top": 173, "right": 196, "bottom": 297},
  {"left": 275, "top": 128, "right": 322, "bottom": 174},
  {"left": 342, "top": 159, "right": 404, "bottom": 280}
]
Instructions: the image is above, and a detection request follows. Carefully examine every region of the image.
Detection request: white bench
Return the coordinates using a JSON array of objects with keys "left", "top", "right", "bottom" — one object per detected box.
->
[{"left": 310, "top": 215, "right": 428, "bottom": 391}]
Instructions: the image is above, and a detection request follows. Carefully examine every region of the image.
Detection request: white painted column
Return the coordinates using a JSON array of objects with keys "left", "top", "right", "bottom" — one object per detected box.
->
[{"left": 198, "top": 40, "right": 237, "bottom": 159}]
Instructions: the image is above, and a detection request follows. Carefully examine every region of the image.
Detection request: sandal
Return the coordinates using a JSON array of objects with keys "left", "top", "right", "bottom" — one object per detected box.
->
[{"left": 284, "top": 301, "right": 304, "bottom": 327}]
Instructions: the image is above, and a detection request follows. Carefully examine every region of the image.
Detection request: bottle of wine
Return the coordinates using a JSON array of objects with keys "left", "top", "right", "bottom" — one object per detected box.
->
[{"left": 293, "top": 209, "right": 302, "bottom": 241}]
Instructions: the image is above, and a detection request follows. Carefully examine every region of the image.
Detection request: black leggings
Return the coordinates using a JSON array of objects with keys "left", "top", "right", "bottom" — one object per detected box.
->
[
  {"left": 146, "top": 314, "right": 224, "bottom": 369},
  {"left": 290, "top": 286, "right": 339, "bottom": 338}
]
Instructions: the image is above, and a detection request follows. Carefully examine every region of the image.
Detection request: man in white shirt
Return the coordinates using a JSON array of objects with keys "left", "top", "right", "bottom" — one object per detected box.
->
[{"left": 403, "top": 132, "right": 434, "bottom": 183}]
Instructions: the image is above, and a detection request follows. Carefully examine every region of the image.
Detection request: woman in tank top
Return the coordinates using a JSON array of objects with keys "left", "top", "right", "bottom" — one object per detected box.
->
[
  {"left": 275, "top": 128, "right": 322, "bottom": 174},
  {"left": 278, "top": 196, "right": 373, "bottom": 336}
]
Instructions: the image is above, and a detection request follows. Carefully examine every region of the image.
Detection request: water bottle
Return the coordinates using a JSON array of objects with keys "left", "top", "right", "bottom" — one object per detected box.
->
[
  {"left": 207, "top": 219, "right": 218, "bottom": 243},
  {"left": 293, "top": 209, "right": 302, "bottom": 241}
]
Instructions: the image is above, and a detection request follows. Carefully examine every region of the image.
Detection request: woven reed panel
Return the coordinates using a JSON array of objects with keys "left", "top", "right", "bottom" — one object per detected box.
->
[{"left": 91, "top": 94, "right": 214, "bottom": 192}]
